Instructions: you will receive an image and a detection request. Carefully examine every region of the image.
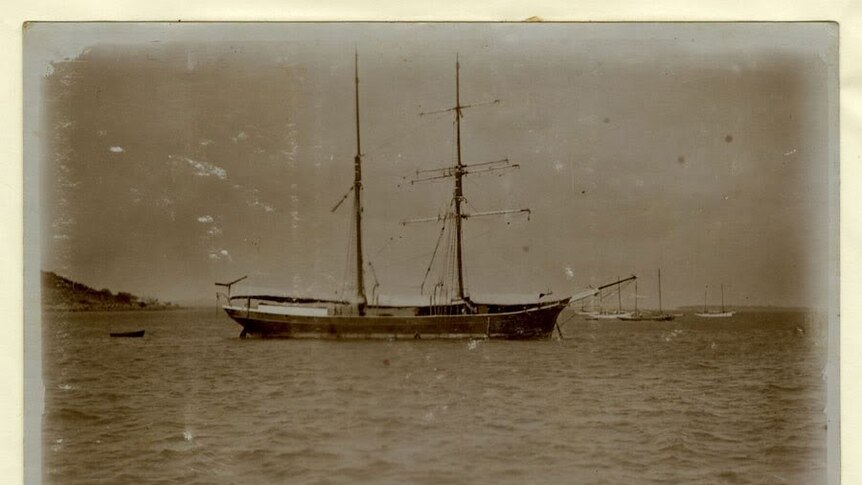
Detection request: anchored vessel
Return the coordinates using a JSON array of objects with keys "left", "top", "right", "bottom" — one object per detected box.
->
[
  {"left": 582, "top": 275, "right": 636, "bottom": 320},
  {"left": 649, "top": 268, "right": 676, "bottom": 321},
  {"left": 618, "top": 269, "right": 675, "bottom": 321},
  {"left": 218, "top": 54, "right": 576, "bottom": 339},
  {"left": 694, "top": 284, "right": 735, "bottom": 318},
  {"left": 617, "top": 277, "right": 644, "bottom": 321}
]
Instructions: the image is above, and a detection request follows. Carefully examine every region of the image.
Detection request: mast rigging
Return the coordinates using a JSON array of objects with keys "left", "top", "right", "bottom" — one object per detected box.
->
[{"left": 403, "top": 55, "right": 530, "bottom": 307}]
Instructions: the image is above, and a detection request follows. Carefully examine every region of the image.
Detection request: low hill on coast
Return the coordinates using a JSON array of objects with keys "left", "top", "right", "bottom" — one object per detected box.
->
[{"left": 42, "top": 271, "right": 178, "bottom": 311}]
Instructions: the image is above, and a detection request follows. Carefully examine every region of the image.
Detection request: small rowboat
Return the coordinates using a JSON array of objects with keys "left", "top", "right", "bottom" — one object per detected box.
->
[{"left": 109, "top": 330, "right": 145, "bottom": 338}]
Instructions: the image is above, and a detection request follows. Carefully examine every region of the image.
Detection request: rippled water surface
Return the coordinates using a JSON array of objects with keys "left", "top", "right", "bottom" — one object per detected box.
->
[{"left": 42, "top": 309, "right": 828, "bottom": 484}]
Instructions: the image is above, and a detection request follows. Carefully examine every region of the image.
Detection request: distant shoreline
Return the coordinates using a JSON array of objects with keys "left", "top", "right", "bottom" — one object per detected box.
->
[
  {"left": 674, "top": 306, "right": 813, "bottom": 313},
  {"left": 42, "top": 306, "right": 184, "bottom": 313},
  {"left": 41, "top": 271, "right": 180, "bottom": 313}
]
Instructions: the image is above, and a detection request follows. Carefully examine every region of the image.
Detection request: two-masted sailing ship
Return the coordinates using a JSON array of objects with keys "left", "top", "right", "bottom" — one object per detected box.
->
[
  {"left": 216, "top": 53, "right": 578, "bottom": 339},
  {"left": 618, "top": 269, "right": 675, "bottom": 321},
  {"left": 694, "top": 284, "right": 735, "bottom": 318},
  {"left": 583, "top": 275, "right": 636, "bottom": 320}
]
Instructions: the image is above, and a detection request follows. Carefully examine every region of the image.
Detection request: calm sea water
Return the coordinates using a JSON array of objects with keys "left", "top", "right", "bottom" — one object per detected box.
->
[{"left": 41, "top": 309, "right": 828, "bottom": 484}]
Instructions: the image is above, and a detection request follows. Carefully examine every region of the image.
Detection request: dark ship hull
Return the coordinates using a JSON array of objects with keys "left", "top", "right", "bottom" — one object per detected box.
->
[{"left": 223, "top": 298, "right": 569, "bottom": 339}]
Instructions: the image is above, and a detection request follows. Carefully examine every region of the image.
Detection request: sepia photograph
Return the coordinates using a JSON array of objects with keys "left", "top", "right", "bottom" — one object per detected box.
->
[{"left": 24, "top": 22, "right": 838, "bottom": 483}]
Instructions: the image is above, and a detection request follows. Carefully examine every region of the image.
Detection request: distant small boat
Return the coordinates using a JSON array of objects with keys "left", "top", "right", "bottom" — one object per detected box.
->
[
  {"left": 651, "top": 268, "right": 676, "bottom": 321},
  {"left": 574, "top": 309, "right": 599, "bottom": 316},
  {"left": 695, "top": 312, "right": 734, "bottom": 318},
  {"left": 617, "top": 277, "right": 646, "bottom": 321},
  {"left": 695, "top": 284, "right": 735, "bottom": 318},
  {"left": 649, "top": 314, "right": 675, "bottom": 322},
  {"left": 110, "top": 330, "right": 145, "bottom": 338},
  {"left": 620, "top": 269, "right": 675, "bottom": 321},
  {"left": 586, "top": 311, "right": 632, "bottom": 320},
  {"left": 582, "top": 275, "right": 636, "bottom": 320}
]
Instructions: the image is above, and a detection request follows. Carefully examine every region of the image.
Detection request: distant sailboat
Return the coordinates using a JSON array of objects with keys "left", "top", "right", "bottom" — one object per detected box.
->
[
  {"left": 584, "top": 276, "right": 636, "bottom": 320},
  {"left": 650, "top": 268, "right": 675, "bottom": 321},
  {"left": 617, "top": 270, "right": 674, "bottom": 321},
  {"left": 617, "top": 277, "right": 645, "bottom": 321},
  {"left": 695, "top": 284, "right": 735, "bottom": 318}
]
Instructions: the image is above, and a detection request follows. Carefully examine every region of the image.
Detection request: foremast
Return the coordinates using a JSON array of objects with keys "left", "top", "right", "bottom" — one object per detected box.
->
[
  {"left": 353, "top": 51, "right": 367, "bottom": 315},
  {"left": 330, "top": 51, "right": 368, "bottom": 315}
]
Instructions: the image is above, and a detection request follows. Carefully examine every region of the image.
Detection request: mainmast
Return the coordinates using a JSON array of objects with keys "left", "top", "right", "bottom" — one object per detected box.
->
[
  {"left": 353, "top": 51, "right": 367, "bottom": 315},
  {"left": 403, "top": 55, "right": 529, "bottom": 306}
]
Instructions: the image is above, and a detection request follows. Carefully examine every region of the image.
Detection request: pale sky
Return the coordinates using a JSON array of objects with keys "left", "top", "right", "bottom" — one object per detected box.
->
[{"left": 26, "top": 22, "right": 837, "bottom": 308}]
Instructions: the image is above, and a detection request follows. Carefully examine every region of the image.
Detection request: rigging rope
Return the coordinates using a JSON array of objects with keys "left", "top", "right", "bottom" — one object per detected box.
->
[
  {"left": 446, "top": 218, "right": 456, "bottom": 302},
  {"left": 420, "top": 207, "right": 452, "bottom": 294},
  {"left": 338, "top": 202, "right": 355, "bottom": 301}
]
